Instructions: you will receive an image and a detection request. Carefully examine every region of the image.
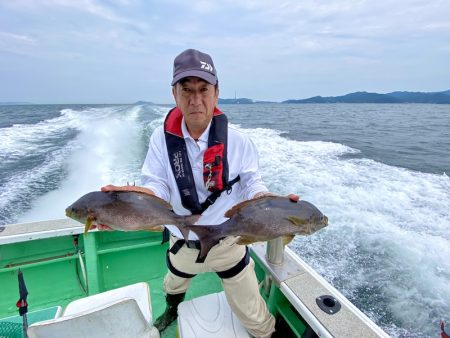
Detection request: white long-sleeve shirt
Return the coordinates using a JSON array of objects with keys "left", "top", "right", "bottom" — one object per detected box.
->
[{"left": 140, "top": 116, "right": 268, "bottom": 239}]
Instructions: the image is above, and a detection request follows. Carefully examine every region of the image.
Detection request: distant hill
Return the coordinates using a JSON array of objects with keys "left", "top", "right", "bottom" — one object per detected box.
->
[
  {"left": 386, "top": 91, "right": 450, "bottom": 103},
  {"left": 284, "top": 92, "right": 400, "bottom": 103},
  {"left": 0, "top": 102, "right": 32, "bottom": 105},
  {"left": 283, "top": 90, "right": 450, "bottom": 104},
  {"left": 133, "top": 100, "right": 154, "bottom": 105}
]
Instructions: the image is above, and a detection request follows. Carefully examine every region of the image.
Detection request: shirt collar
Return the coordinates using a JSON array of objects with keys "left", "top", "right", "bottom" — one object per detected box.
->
[{"left": 181, "top": 117, "right": 211, "bottom": 143}]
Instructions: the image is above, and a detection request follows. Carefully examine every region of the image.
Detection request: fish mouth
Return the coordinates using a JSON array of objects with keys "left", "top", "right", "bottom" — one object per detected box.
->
[
  {"left": 323, "top": 215, "right": 329, "bottom": 226},
  {"left": 65, "top": 207, "right": 72, "bottom": 217},
  {"left": 65, "top": 207, "right": 82, "bottom": 223}
]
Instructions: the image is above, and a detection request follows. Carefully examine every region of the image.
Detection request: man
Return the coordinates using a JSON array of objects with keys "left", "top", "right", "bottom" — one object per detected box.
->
[{"left": 102, "top": 49, "right": 295, "bottom": 337}]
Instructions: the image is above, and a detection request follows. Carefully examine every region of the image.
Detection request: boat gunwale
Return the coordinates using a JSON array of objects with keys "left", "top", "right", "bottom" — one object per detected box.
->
[
  {"left": 251, "top": 242, "right": 389, "bottom": 338},
  {"left": 0, "top": 218, "right": 85, "bottom": 245}
]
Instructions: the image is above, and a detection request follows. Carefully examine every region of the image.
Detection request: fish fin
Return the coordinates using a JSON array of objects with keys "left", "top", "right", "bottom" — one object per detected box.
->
[
  {"left": 145, "top": 225, "right": 164, "bottom": 233},
  {"left": 224, "top": 201, "right": 247, "bottom": 218},
  {"left": 176, "top": 214, "right": 201, "bottom": 240},
  {"left": 237, "top": 235, "right": 294, "bottom": 246},
  {"left": 151, "top": 195, "right": 173, "bottom": 209},
  {"left": 224, "top": 197, "right": 263, "bottom": 218},
  {"left": 283, "top": 235, "right": 295, "bottom": 245},
  {"left": 287, "top": 216, "right": 307, "bottom": 226},
  {"left": 224, "top": 195, "right": 280, "bottom": 218},
  {"left": 236, "top": 236, "right": 259, "bottom": 245},
  {"left": 84, "top": 216, "right": 95, "bottom": 235}
]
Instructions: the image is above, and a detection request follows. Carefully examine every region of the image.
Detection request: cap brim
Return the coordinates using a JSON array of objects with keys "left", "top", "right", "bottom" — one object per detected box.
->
[{"left": 171, "top": 70, "right": 217, "bottom": 86}]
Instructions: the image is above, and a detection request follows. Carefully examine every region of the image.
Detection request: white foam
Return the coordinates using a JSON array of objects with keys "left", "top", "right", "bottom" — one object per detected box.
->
[
  {"left": 235, "top": 125, "right": 450, "bottom": 337},
  {"left": 17, "top": 105, "right": 150, "bottom": 222},
  {"left": 0, "top": 139, "right": 79, "bottom": 215},
  {"left": 0, "top": 108, "right": 83, "bottom": 162}
]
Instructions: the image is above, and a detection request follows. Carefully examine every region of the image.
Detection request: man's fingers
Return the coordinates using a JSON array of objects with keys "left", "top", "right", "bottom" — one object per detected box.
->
[
  {"left": 101, "top": 184, "right": 122, "bottom": 192},
  {"left": 288, "top": 194, "right": 300, "bottom": 202},
  {"left": 100, "top": 185, "right": 155, "bottom": 197}
]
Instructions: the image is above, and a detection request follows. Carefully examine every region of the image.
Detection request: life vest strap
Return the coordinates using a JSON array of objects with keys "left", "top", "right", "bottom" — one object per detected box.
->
[
  {"left": 166, "top": 250, "right": 197, "bottom": 279},
  {"left": 169, "top": 238, "right": 217, "bottom": 264},
  {"left": 164, "top": 107, "right": 232, "bottom": 214},
  {"left": 216, "top": 246, "right": 250, "bottom": 279},
  {"left": 169, "top": 239, "right": 202, "bottom": 255},
  {"left": 161, "top": 227, "right": 171, "bottom": 244},
  {"left": 198, "top": 175, "right": 240, "bottom": 214}
]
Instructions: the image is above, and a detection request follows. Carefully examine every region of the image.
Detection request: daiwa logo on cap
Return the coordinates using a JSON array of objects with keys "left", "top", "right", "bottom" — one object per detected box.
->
[
  {"left": 200, "top": 61, "right": 213, "bottom": 72},
  {"left": 171, "top": 48, "right": 218, "bottom": 85}
]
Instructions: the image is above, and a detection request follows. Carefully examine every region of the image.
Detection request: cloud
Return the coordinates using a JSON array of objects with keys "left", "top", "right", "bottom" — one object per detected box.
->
[
  {"left": 423, "top": 22, "right": 450, "bottom": 31},
  {"left": 1, "top": 0, "right": 449, "bottom": 102},
  {"left": 0, "top": 31, "right": 37, "bottom": 45},
  {"left": 0, "top": 31, "right": 38, "bottom": 55},
  {"left": 4, "top": 0, "right": 149, "bottom": 31}
]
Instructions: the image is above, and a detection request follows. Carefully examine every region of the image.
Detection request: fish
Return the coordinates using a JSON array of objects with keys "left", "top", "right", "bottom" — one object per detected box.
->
[
  {"left": 185, "top": 195, "right": 328, "bottom": 261},
  {"left": 65, "top": 191, "right": 198, "bottom": 236}
]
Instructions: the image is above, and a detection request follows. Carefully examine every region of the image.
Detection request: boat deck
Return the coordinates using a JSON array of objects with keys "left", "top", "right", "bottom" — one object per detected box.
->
[{"left": 0, "top": 219, "right": 388, "bottom": 338}]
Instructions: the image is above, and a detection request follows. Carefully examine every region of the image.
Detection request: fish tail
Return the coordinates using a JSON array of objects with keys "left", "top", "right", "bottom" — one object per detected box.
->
[
  {"left": 198, "top": 238, "right": 219, "bottom": 262},
  {"left": 184, "top": 214, "right": 201, "bottom": 225},
  {"left": 185, "top": 224, "right": 221, "bottom": 261},
  {"left": 176, "top": 214, "right": 201, "bottom": 241}
]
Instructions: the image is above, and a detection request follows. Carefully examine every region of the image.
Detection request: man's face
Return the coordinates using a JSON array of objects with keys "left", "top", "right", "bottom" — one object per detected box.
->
[{"left": 172, "top": 77, "right": 219, "bottom": 136}]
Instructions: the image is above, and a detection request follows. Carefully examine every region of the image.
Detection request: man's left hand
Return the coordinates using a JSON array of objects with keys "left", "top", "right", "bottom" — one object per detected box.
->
[{"left": 253, "top": 192, "right": 300, "bottom": 202}]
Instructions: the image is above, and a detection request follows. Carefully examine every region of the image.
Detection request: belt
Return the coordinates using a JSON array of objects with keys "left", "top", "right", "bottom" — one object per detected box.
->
[
  {"left": 169, "top": 237, "right": 201, "bottom": 254},
  {"left": 169, "top": 235, "right": 224, "bottom": 263},
  {"left": 166, "top": 246, "right": 250, "bottom": 279},
  {"left": 185, "top": 239, "right": 201, "bottom": 250}
]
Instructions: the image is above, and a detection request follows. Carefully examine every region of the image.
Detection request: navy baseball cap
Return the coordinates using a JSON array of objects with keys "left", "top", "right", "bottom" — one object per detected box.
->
[{"left": 171, "top": 49, "right": 217, "bottom": 86}]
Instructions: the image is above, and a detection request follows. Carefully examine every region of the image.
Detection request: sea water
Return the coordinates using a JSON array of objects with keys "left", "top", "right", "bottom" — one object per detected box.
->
[{"left": 1, "top": 103, "right": 449, "bottom": 337}]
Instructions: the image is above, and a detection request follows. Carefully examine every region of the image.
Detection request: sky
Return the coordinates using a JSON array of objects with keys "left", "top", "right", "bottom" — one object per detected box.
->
[{"left": 0, "top": 0, "right": 449, "bottom": 104}]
